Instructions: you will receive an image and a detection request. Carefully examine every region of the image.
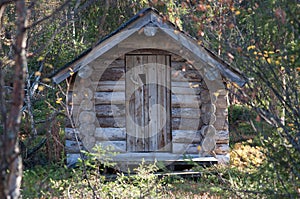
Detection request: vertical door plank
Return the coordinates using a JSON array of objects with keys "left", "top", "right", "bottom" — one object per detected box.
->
[
  {"left": 142, "top": 56, "right": 149, "bottom": 151},
  {"left": 165, "top": 55, "right": 172, "bottom": 151},
  {"left": 126, "top": 56, "right": 135, "bottom": 151},
  {"left": 147, "top": 55, "right": 158, "bottom": 151},
  {"left": 126, "top": 54, "right": 171, "bottom": 152},
  {"left": 134, "top": 56, "right": 144, "bottom": 151},
  {"left": 157, "top": 55, "right": 165, "bottom": 150}
]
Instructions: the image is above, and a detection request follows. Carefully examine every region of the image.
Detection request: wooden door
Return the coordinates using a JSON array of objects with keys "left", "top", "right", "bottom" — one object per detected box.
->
[{"left": 125, "top": 55, "right": 171, "bottom": 152}]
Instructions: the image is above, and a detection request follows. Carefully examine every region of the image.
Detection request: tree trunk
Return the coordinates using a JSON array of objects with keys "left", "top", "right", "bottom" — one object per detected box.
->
[{"left": 0, "top": 0, "right": 27, "bottom": 198}]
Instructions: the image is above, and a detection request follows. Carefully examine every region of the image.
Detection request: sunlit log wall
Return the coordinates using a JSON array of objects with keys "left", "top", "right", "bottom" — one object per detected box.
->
[{"left": 65, "top": 52, "right": 229, "bottom": 165}]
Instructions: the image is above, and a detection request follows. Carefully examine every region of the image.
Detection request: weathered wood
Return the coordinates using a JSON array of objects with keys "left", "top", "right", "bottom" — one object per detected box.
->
[
  {"left": 94, "top": 91, "right": 125, "bottom": 105},
  {"left": 111, "top": 152, "right": 216, "bottom": 162},
  {"left": 172, "top": 118, "right": 202, "bottom": 130},
  {"left": 171, "top": 107, "right": 201, "bottom": 119},
  {"left": 202, "top": 112, "right": 216, "bottom": 125},
  {"left": 160, "top": 27, "right": 245, "bottom": 86},
  {"left": 96, "top": 141, "right": 126, "bottom": 152},
  {"left": 97, "top": 81, "right": 125, "bottom": 92},
  {"left": 200, "top": 90, "right": 211, "bottom": 102},
  {"left": 127, "top": 49, "right": 172, "bottom": 56},
  {"left": 126, "top": 55, "right": 171, "bottom": 152},
  {"left": 69, "top": 78, "right": 92, "bottom": 91},
  {"left": 214, "top": 89, "right": 228, "bottom": 96},
  {"left": 201, "top": 137, "right": 216, "bottom": 152},
  {"left": 216, "top": 95, "right": 228, "bottom": 108},
  {"left": 98, "top": 117, "right": 125, "bottom": 128},
  {"left": 65, "top": 128, "right": 80, "bottom": 141},
  {"left": 148, "top": 56, "right": 158, "bottom": 151},
  {"left": 171, "top": 94, "right": 200, "bottom": 108},
  {"left": 78, "top": 64, "right": 93, "bottom": 79},
  {"left": 172, "top": 81, "right": 207, "bottom": 89},
  {"left": 82, "top": 136, "right": 96, "bottom": 151},
  {"left": 66, "top": 140, "right": 83, "bottom": 153},
  {"left": 171, "top": 70, "right": 203, "bottom": 82},
  {"left": 79, "top": 111, "right": 96, "bottom": 124},
  {"left": 165, "top": 56, "right": 172, "bottom": 151},
  {"left": 215, "top": 144, "right": 229, "bottom": 155},
  {"left": 67, "top": 153, "right": 81, "bottom": 167},
  {"left": 215, "top": 130, "right": 229, "bottom": 144},
  {"left": 95, "top": 128, "right": 126, "bottom": 141},
  {"left": 157, "top": 55, "right": 171, "bottom": 151},
  {"left": 172, "top": 130, "right": 201, "bottom": 143},
  {"left": 172, "top": 143, "right": 199, "bottom": 154},
  {"left": 200, "top": 125, "right": 216, "bottom": 137},
  {"left": 213, "top": 117, "right": 228, "bottom": 131},
  {"left": 118, "top": 30, "right": 180, "bottom": 50},
  {"left": 80, "top": 99, "right": 94, "bottom": 111},
  {"left": 95, "top": 104, "right": 125, "bottom": 117},
  {"left": 71, "top": 88, "right": 94, "bottom": 105},
  {"left": 95, "top": 67, "right": 125, "bottom": 81},
  {"left": 201, "top": 103, "right": 216, "bottom": 113},
  {"left": 125, "top": 55, "right": 136, "bottom": 151},
  {"left": 91, "top": 58, "right": 123, "bottom": 69},
  {"left": 215, "top": 108, "right": 228, "bottom": 117},
  {"left": 131, "top": 55, "right": 144, "bottom": 151},
  {"left": 79, "top": 123, "right": 96, "bottom": 136},
  {"left": 172, "top": 86, "right": 201, "bottom": 95}
]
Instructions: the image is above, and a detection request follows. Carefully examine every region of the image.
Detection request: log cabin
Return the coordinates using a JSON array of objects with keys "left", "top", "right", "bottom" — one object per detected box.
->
[{"left": 51, "top": 8, "right": 246, "bottom": 170}]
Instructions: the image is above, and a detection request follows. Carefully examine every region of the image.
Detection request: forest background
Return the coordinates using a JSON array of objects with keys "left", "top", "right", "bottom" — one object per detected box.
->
[{"left": 0, "top": 0, "right": 299, "bottom": 198}]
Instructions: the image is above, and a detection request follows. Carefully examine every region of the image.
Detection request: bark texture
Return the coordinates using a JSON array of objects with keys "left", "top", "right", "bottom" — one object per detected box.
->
[{"left": 0, "top": 0, "right": 27, "bottom": 198}]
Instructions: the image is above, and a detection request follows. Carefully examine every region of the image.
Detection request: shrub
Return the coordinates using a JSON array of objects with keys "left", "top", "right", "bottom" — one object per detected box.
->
[{"left": 22, "top": 146, "right": 166, "bottom": 198}]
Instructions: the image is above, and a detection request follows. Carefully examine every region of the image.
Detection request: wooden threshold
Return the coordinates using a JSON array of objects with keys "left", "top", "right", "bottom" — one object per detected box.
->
[{"left": 109, "top": 153, "right": 218, "bottom": 171}]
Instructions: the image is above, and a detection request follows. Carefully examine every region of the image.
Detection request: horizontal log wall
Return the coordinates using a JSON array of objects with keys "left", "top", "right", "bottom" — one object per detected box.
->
[
  {"left": 170, "top": 60, "right": 209, "bottom": 154},
  {"left": 66, "top": 53, "right": 229, "bottom": 161}
]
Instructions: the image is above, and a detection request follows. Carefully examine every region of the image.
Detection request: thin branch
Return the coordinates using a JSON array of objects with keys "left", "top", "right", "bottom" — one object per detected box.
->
[{"left": 25, "top": 0, "right": 72, "bottom": 29}]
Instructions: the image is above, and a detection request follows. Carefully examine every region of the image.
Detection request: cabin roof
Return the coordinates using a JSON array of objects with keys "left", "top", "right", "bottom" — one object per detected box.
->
[{"left": 51, "top": 7, "right": 246, "bottom": 86}]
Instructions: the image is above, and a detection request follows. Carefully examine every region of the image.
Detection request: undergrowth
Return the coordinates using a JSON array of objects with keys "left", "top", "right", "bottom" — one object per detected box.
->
[{"left": 21, "top": 105, "right": 299, "bottom": 198}]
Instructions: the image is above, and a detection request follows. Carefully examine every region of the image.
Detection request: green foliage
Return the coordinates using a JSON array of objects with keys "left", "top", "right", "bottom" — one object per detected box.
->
[
  {"left": 21, "top": 146, "right": 166, "bottom": 198},
  {"left": 189, "top": 144, "right": 298, "bottom": 198},
  {"left": 229, "top": 105, "right": 256, "bottom": 124},
  {"left": 4, "top": 0, "right": 298, "bottom": 198}
]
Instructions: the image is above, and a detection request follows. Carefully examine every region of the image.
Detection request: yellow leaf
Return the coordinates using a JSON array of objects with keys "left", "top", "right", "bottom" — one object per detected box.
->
[
  {"left": 275, "top": 60, "right": 280, "bottom": 65},
  {"left": 247, "top": 45, "right": 255, "bottom": 51},
  {"left": 37, "top": 56, "right": 44, "bottom": 61},
  {"left": 35, "top": 71, "right": 41, "bottom": 76},
  {"left": 197, "top": 145, "right": 201, "bottom": 151},
  {"left": 56, "top": 98, "right": 63, "bottom": 104},
  {"left": 235, "top": 10, "right": 241, "bottom": 15},
  {"left": 267, "top": 58, "right": 272, "bottom": 63},
  {"left": 42, "top": 78, "right": 51, "bottom": 83},
  {"left": 38, "top": 85, "right": 44, "bottom": 91},
  {"left": 45, "top": 63, "right": 53, "bottom": 69}
]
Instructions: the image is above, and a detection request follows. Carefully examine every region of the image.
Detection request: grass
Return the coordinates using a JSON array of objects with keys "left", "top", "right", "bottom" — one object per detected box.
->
[{"left": 21, "top": 104, "right": 298, "bottom": 198}]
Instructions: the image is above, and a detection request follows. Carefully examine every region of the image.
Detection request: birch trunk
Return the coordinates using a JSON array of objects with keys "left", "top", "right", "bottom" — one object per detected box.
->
[{"left": 0, "top": 1, "right": 27, "bottom": 198}]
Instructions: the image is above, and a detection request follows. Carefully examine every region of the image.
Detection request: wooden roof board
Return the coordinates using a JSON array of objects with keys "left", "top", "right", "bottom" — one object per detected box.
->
[{"left": 51, "top": 7, "right": 246, "bottom": 87}]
